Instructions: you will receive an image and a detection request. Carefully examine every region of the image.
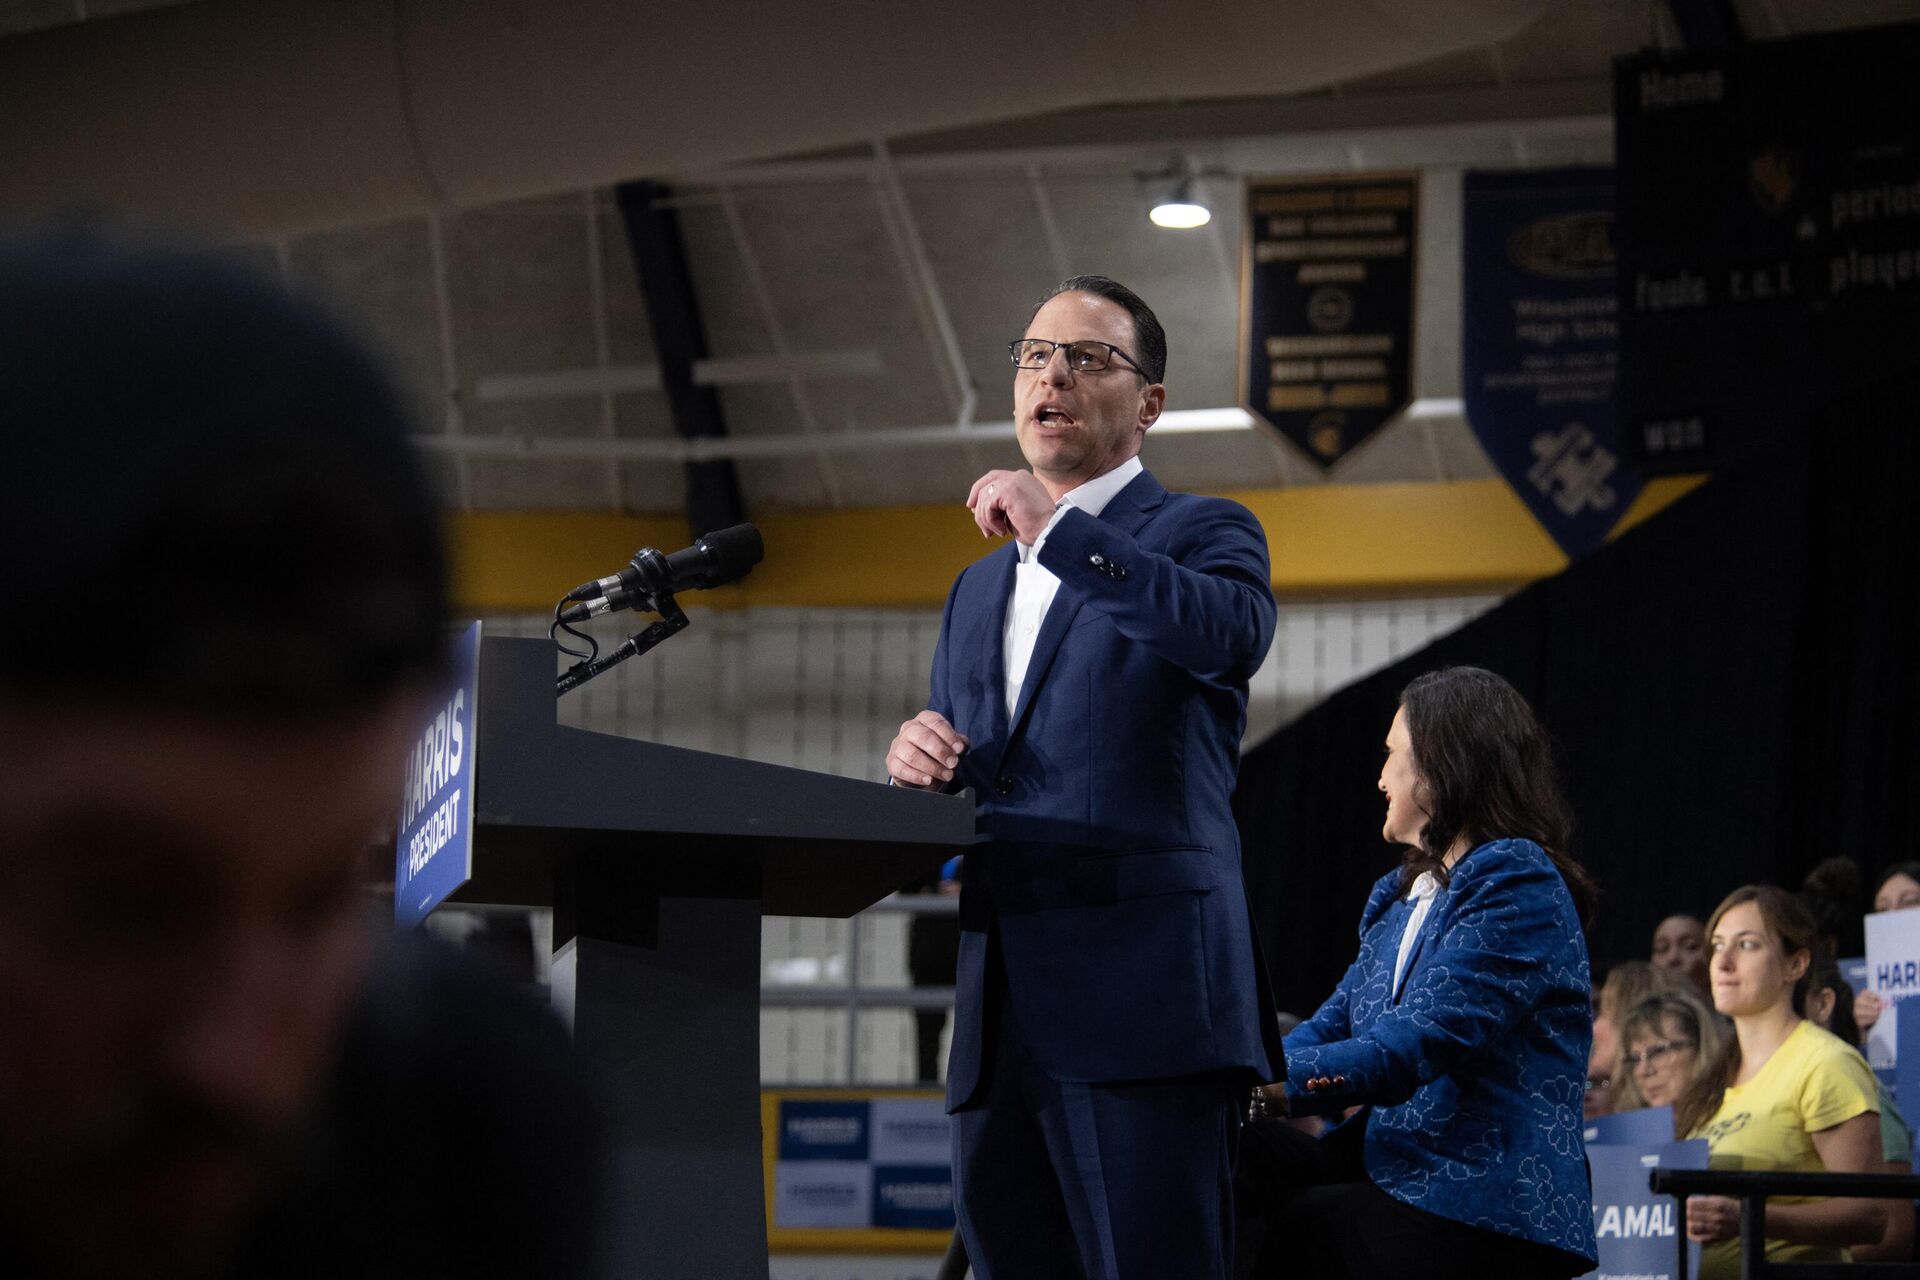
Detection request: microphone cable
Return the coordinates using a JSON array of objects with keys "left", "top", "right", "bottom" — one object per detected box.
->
[{"left": 549, "top": 594, "right": 599, "bottom": 665}]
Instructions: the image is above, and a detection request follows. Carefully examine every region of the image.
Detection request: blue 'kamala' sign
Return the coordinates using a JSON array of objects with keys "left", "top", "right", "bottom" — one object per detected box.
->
[
  {"left": 394, "top": 620, "right": 481, "bottom": 927},
  {"left": 1580, "top": 1139, "right": 1707, "bottom": 1280}
]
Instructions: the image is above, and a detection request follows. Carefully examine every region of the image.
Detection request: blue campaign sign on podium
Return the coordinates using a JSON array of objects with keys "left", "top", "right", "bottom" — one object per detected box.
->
[
  {"left": 1581, "top": 1139, "right": 1707, "bottom": 1280},
  {"left": 394, "top": 620, "right": 481, "bottom": 927}
]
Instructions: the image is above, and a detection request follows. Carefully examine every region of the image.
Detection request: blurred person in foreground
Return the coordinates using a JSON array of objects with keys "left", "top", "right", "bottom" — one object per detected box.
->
[
  {"left": 0, "top": 228, "right": 606, "bottom": 1279},
  {"left": 1853, "top": 861, "right": 1920, "bottom": 1036},
  {"left": 1679, "top": 886, "right": 1885, "bottom": 1278},
  {"left": 1806, "top": 954, "right": 1915, "bottom": 1262},
  {"left": 1236, "top": 667, "right": 1599, "bottom": 1280},
  {"left": 1615, "top": 989, "right": 1728, "bottom": 1113}
]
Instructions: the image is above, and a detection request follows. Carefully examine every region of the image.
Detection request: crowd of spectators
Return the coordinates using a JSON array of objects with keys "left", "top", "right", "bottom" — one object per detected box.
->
[{"left": 1584, "top": 859, "right": 1920, "bottom": 1273}]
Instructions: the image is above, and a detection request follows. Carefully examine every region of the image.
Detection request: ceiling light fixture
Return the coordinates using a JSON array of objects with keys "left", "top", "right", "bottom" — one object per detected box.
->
[{"left": 1149, "top": 177, "right": 1212, "bottom": 229}]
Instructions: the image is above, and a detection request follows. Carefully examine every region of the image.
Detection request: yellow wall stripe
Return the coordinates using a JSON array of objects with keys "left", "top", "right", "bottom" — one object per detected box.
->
[{"left": 448, "top": 476, "right": 1706, "bottom": 613}]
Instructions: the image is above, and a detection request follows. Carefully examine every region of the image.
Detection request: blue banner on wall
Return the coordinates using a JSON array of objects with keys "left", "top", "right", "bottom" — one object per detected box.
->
[
  {"left": 1581, "top": 1139, "right": 1708, "bottom": 1280},
  {"left": 771, "top": 1094, "right": 954, "bottom": 1232},
  {"left": 394, "top": 620, "right": 480, "bottom": 927},
  {"left": 1462, "top": 167, "right": 1645, "bottom": 558}
]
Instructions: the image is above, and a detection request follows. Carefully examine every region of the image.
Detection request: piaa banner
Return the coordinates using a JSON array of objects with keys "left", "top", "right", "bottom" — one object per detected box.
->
[{"left": 1462, "top": 167, "right": 1644, "bottom": 557}]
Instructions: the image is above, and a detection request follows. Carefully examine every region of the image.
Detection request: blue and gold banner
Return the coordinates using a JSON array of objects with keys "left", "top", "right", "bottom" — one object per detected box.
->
[
  {"left": 1241, "top": 173, "right": 1416, "bottom": 467},
  {"left": 1615, "top": 23, "right": 1920, "bottom": 473},
  {"left": 763, "top": 1089, "right": 954, "bottom": 1250},
  {"left": 1462, "top": 167, "right": 1643, "bottom": 557}
]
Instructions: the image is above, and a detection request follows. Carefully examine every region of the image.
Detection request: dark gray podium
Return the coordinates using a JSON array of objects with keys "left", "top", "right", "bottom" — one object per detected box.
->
[{"left": 447, "top": 636, "right": 972, "bottom": 1277}]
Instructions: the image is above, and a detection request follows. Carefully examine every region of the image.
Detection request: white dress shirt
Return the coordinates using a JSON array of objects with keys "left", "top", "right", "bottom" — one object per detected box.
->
[
  {"left": 1001, "top": 455, "right": 1143, "bottom": 720},
  {"left": 1392, "top": 870, "right": 1441, "bottom": 999}
]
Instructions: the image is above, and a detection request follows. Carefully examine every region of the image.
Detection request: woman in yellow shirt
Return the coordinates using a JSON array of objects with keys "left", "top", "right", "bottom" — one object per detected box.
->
[{"left": 1679, "top": 885, "right": 1885, "bottom": 1277}]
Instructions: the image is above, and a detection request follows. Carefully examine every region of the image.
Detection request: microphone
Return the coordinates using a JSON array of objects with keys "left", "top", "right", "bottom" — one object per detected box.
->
[{"left": 559, "top": 523, "right": 763, "bottom": 622}]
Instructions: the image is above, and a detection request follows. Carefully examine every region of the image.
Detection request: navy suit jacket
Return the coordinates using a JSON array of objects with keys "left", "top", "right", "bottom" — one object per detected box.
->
[
  {"left": 1283, "top": 839, "right": 1598, "bottom": 1266},
  {"left": 931, "top": 467, "right": 1286, "bottom": 1109}
]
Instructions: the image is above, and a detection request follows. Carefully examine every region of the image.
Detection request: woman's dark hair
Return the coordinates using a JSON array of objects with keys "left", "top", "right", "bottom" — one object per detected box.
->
[
  {"left": 1027, "top": 274, "right": 1167, "bottom": 384},
  {"left": 1801, "top": 856, "right": 1865, "bottom": 959},
  {"left": 1395, "top": 666, "right": 1598, "bottom": 920},
  {"left": 1809, "top": 954, "right": 1860, "bottom": 1048},
  {"left": 1674, "top": 885, "right": 1820, "bottom": 1137},
  {"left": 1874, "top": 862, "right": 1920, "bottom": 903}
]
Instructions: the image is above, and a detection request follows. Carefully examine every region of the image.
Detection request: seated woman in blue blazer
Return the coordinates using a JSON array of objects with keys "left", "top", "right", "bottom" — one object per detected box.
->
[{"left": 1237, "top": 666, "right": 1600, "bottom": 1280}]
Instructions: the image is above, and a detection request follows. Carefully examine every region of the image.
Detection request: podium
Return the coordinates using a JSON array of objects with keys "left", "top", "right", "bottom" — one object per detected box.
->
[{"left": 448, "top": 636, "right": 973, "bottom": 1277}]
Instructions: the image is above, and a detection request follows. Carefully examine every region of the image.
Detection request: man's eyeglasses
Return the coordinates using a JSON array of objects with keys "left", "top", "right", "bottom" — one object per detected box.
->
[
  {"left": 1009, "top": 338, "right": 1147, "bottom": 378},
  {"left": 1622, "top": 1039, "right": 1697, "bottom": 1070}
]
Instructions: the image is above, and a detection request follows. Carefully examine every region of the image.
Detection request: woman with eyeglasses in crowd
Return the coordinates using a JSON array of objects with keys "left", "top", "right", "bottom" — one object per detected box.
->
[
  {"left": 1590, "top": 961, "right": 1691, "bottom": 1118},
  {"left": 1679, "top": 886, "right": 1887, "bottom": 1278},
  {"left": 1616, "top": 988, "right": 1727, "bottom": 1113}
]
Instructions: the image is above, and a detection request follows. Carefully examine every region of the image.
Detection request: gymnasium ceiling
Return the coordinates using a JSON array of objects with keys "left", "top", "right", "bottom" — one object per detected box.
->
[{"left": 2, "top": 0, "right": 1914, "bottom": 518}]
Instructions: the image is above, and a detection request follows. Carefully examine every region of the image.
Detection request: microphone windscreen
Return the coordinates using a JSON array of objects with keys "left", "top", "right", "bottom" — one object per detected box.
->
[{"left": 696, "top": 523, "right": 764, "bottom": 579}]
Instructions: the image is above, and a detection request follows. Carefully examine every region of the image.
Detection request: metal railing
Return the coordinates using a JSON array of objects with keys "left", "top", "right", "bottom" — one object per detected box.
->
[{"left": 1649, "top": 1168, "right": 1920, "bottom": 1280}]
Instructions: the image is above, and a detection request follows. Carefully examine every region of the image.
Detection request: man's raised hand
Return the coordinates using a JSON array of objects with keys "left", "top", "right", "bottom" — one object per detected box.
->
[{"left": 966, "top": 469, "right": 1053, "bottom": 544}]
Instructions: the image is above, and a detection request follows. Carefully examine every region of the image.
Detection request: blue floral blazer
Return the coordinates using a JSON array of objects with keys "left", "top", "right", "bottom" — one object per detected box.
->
[{"left": 1283, "top": 838, "right": 1597, "bottom": 1267}]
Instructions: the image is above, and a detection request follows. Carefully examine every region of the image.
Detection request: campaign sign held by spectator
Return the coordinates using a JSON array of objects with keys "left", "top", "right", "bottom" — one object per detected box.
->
[
  {"left": 1864, "top": 908, "right": 1920, "bottom": 1072},
  {"left": 771, "top": 1094, "right": 954, "bottom": 1232},
  {"left": 1587, "top": 1105, "right": 1676, "bottom": 1145},
  {"left": 1461, "top": 167, "right": 1644, "bottom": 557},
  {"left": 393, "top": 620, "right": 480, "bottom": 927},
  {"left": 1580, "top": 1139, "right": 1707, "bottom": 1280},
  {"left": 1897, "top": 1001, "right": 1920, "bottom": 1110}
]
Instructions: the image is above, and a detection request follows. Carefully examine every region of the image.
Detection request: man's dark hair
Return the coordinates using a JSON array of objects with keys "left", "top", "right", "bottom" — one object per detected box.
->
[
  {"left": 1028, "top": 274, "right": 1167, "bottom": 385},
  {"left": 0, "top": 226, "right": 448, "bottom": 716},
  {"left": 1396, "top": 665, "right": 1599, "bottom": 921}
]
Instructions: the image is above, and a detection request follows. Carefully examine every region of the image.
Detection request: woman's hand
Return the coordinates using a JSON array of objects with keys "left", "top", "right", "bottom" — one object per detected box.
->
[
  {"left": 1856, "top": 989, "right": 1883, "bottom": 1032},
  {"left": 1687, "top": 1194, "right": 1742, "bottom": 1244},
  {"left": 1248, "top": 1081, "right": 1288, "bottom": 1120}
]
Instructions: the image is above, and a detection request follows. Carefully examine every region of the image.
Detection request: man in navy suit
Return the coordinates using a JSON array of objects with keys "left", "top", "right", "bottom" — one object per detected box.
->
[{"left": 887, "top": 276, "right": 1284, "bottom": 1278}]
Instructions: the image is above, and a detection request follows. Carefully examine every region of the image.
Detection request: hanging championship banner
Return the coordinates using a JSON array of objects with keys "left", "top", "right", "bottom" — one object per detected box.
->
[
  {"left": 1615, "top": 22, "right": 1920, "bottom": 474},
  {"left": 1462, "top": 167, "right": 1644, "bottom": 558},
  {"left": 1240, "top": 173, "right": 1417, "bottom": 467}
]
